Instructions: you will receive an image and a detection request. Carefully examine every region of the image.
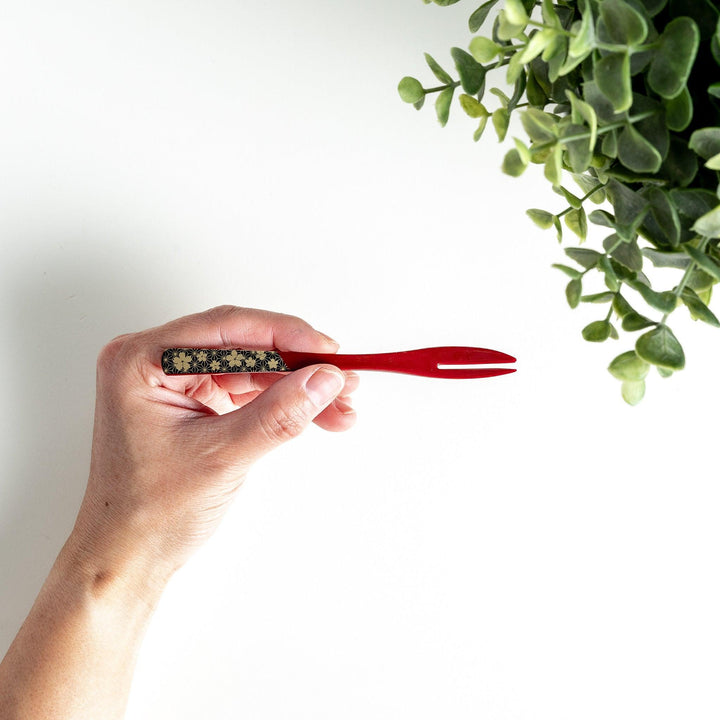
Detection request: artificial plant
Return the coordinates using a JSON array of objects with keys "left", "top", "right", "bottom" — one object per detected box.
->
[{"left": 399, "top": 0, "right": 720, "bottom": 403}]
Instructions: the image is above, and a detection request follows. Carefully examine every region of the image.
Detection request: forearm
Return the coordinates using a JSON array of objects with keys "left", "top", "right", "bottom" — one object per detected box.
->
[{"left": 0, "top": 530, "right": 169, "bottom": 720}]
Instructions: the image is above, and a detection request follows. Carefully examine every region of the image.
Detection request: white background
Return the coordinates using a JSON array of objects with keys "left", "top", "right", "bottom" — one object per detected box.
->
[{"left": 1, "top": 2, "right": 719, "bottom": 719}]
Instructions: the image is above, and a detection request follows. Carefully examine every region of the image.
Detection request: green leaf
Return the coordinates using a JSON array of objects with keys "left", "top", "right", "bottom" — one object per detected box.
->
[
  {"left": 681, "top": 287, "right": 720, "bottom": 326},
  {"left": 473, "top": 115, "right": 489, "bottom": 141},
  {"left": 705, "top": 153, "right": 720, "bottom": 170},
  {"left": 566, "top": 91, "right": 597, "bottom": 148},
  {"left": 635, "top": 325, "right": 685, "bottom": 370},
  {"left": 641, "top": 187, "right": 681, "bottom": 249},
  {"left": 664, "top": 87, "right": 693, "bottom": 132},
  {"left": 459, "top": 94, "right": 488, "bottom": 119},
  {"left": 636, "top": 0, "right": 667, "bottom": 17},
  {"left": 642, "top": 248, "right": 690, "bottom": 269},
  {"left": 469, "top": 0, "right": 500, "bottom": 33},
  {"left": 628, "top": 280, "right": 677, "bottom": 314},
  {"left": 566, "top": 278, "right": 582, "bottom": 308},
  {"left": 566, "top": 247, "right": 602, "bottom": 269},
  {"left": 621, "top": 380, "right": 645, "bottom": 405},
  {"left": 595, "top": 52, "right": 632, "bottom": 113},
  {"left": 469, "top": 36, "right": 501, "bottom": 64},
  {"left": 544, "top": 143, "right": 563, "bottom": 186},
  {"left": 552, "top": 263, "right": 581, "bottom": 279},
  {"left": 557, "top": 185, "right": 582, "bottom": 209},
  {"left": 546, "top": 35, "right": 568, "bottom": 84},
  {"left": 608, "top": 350, "right": 650, "bottom": 381},
  {"left": 567, "top": 0, "right": 595, "bottom": 60},
  {"left": 435, "top": 86, "right": 454, "bottom": 127},
  {"left": 612, "top": 293, "right": 634, "bottom": 319},
  {"left": 582, "top": 320, "right": 612, "bottom": 342},
  {"left": 562, "top": 123, "right": 593, "bottom": 173},
  {"left": 519, "top": 28, "right": 555, "bottom": 65},
  {"left": 689, "top": 127, "right": 720, "bottom": 160},
  {"left": 525, "top": 208, "right": 555, "bottom": 230},
  {"left": 600, "top": 0, "right": 648, "bottom": 46},
  {"left": 669, "top": 189, "right": 718, "bottom": 223},
  {"left": 398, "top": 77, "right": 425, "bottom": 104},
  {"left": 502, "top": 148, "right": 527, "bottom": 177},
  {"left": 565, "top": 207, "right": 588, "bottom": 240},
  {"left": 604, "top": 235, "right": 643, "bottom": 272},
  {"left": 582, "top": 291, "right": 615, "bottom": 304},
  {"left": 506, "top": 51, "right": 526, "bottom": 85},
  {"left": 692, "top": 206, "right": 720, "bottom": 240},
  {"left": 601, "top": 129, "right": 618, "bottom": 159},
  {"left": 617, "top": 124, "right": 663, "bottom": 174},
  {"left": 424, "top": 54, "right": 454, "bottom": 85},
  {"left": 697, "top": 285, "right": 713, "bottom": 307},
  {"left": 526, "top": 67, "right": 548, "bottom": 107},
  {"left": 497, "top": 0, "right": 529, "bottom": 40},
  {"left": 659, "top": 137, "right": 698, "bottom": 188},
  {"left": 572, "top": 173, "right": 606, "bottom": 204},
  {"left": 622, "top": 312, "right": 656, "bottom": 331},
  {"left": 606, "top": 180, "right": 650, "bottom": 233},
  {"left": 520, "top": 108, "right": 558, "bottom": 143},
  {"left": 450, "top": 48, "right": 486, "bottom": 95},
  {"left": 540, "top": 0, "right": 561, "bottom": 28},
  {"left": 599, "top": 255, "right": 620, "bottom": 292},
  {"left": 648, "top": 17, "right": 700, "bottom": 99},
  {"left": 515, "top": 136, "right": 531, "bottom": 162},
  {"left": 682, "top": 242, "right": 720, "bottom": 280},
  {"left": 633, "top": 96, "right": 669, "bottom": 161},
  {"left": 492, "top": 107, "right": 510, "bottom": 141},
  {"left": 583, "top": 79, "right": 622, "bottom": 125}
]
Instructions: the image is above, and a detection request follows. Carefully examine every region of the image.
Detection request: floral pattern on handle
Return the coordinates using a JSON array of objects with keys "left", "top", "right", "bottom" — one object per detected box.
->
[{"left": 162, "top": 349, "right": 290, "bottom": 375}]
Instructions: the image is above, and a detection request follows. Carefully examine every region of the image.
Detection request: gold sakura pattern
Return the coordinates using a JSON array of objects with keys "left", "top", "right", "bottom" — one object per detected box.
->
[{"left": 162, "top": 349, "right": 290, "bottom": 375}]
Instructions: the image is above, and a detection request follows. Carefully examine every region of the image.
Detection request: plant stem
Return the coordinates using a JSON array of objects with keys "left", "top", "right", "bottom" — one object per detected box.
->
[
  {"left": 424, "top": 81, "right": 462, "bottom": 95},
  {"left": 661, "top": 236, "right": 711, "bottom": 324},
  {"left": 526, "top": 19, "right": 573, "bottom": 38},
  {"left": 530, "top": 111, "right": 657, "bottom": 155},
  {"left": 556, "top": 184, "right": 606, "bottom": 220}
]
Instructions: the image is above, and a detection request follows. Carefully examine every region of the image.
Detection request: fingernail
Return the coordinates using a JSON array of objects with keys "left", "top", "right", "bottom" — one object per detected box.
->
[
  {"left": 305, "top": 368, "right": 344, "bottom": 407},
  {"left": 335, "top": 398, "right": 355, "bottom": 415}
]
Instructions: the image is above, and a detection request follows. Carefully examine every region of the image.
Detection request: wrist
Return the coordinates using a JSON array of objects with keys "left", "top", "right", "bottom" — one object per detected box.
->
[{"left": 57, "top": 523, "right": 173, "bottom": 614}]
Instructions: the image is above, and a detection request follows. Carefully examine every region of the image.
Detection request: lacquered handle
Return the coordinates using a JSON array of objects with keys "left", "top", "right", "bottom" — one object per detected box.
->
[{"left": 162, "top": 348, "right": 290, "bottom": 375}]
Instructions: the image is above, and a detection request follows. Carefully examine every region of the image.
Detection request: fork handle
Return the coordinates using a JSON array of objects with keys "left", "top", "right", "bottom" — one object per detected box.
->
[{"left": 161, "top": 348, "right": 419, "bottom": 376}]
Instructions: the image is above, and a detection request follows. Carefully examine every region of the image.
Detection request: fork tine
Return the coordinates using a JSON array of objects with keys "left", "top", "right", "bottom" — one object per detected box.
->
[
  {"left": 428, "top": 346, "right": 517, "bottom": 365},
  {"left": 421, "top": 366, "right": 517, "bottom": 379}
]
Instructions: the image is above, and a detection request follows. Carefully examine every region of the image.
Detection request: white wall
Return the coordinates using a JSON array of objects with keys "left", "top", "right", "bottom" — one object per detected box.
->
[{"left": 1, "top": 2, "right": 719, "bottom": 719}]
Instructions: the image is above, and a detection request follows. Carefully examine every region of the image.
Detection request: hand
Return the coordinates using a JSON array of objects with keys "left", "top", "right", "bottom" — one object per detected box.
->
[
  {"left": 0, "top": 306, "right": 358, "bottom": 720},
  {"left": 71, "top": 305, "right": 358, "bottom": 592}
]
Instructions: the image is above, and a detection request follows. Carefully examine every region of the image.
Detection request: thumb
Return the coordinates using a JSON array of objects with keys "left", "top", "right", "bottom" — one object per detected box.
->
[{"left": 226, "top": 365, "right": 346, "bottom": 466}]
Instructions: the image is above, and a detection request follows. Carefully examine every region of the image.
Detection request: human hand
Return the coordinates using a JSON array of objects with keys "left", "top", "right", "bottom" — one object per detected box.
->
[
  {"left": 69, "top": 305, "right": 358, "bottom": 594},
  {"left": 0, "top": 305, "right": 358, "bottom": 719}
]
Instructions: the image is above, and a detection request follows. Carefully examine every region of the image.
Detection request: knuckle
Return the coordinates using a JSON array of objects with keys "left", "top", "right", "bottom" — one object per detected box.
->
[
  {"left": 206, "top": 304, "right": 237, "bottom": 320},
  {"left": 258, "top": 401, "right": 307, "bottom": 444},
  {"left": 205, "top": 305, "right": 244, "bottom": 347},
  {"left": 96, "top": 334, "right": 131, "bottom": 371}
]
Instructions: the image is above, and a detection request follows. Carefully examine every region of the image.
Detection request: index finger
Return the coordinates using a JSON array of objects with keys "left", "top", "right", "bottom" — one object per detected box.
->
[{"left": 134, "top": 305, "right": 340, "bottom": 371}]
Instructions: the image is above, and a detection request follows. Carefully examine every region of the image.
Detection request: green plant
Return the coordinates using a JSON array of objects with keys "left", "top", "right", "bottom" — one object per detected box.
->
[{"left": 399, "top": 0, "right": 720, "bottom": 404}]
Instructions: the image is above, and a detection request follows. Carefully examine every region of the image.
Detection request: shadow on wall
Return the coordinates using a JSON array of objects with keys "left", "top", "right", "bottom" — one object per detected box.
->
[{"left": 0, "top": 236, "right": 178, "bottom": 654}]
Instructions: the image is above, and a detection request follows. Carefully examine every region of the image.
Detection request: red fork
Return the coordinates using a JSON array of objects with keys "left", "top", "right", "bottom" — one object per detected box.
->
[{"left": 162, "top": 346, "right": 516, "bottom": 379}]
